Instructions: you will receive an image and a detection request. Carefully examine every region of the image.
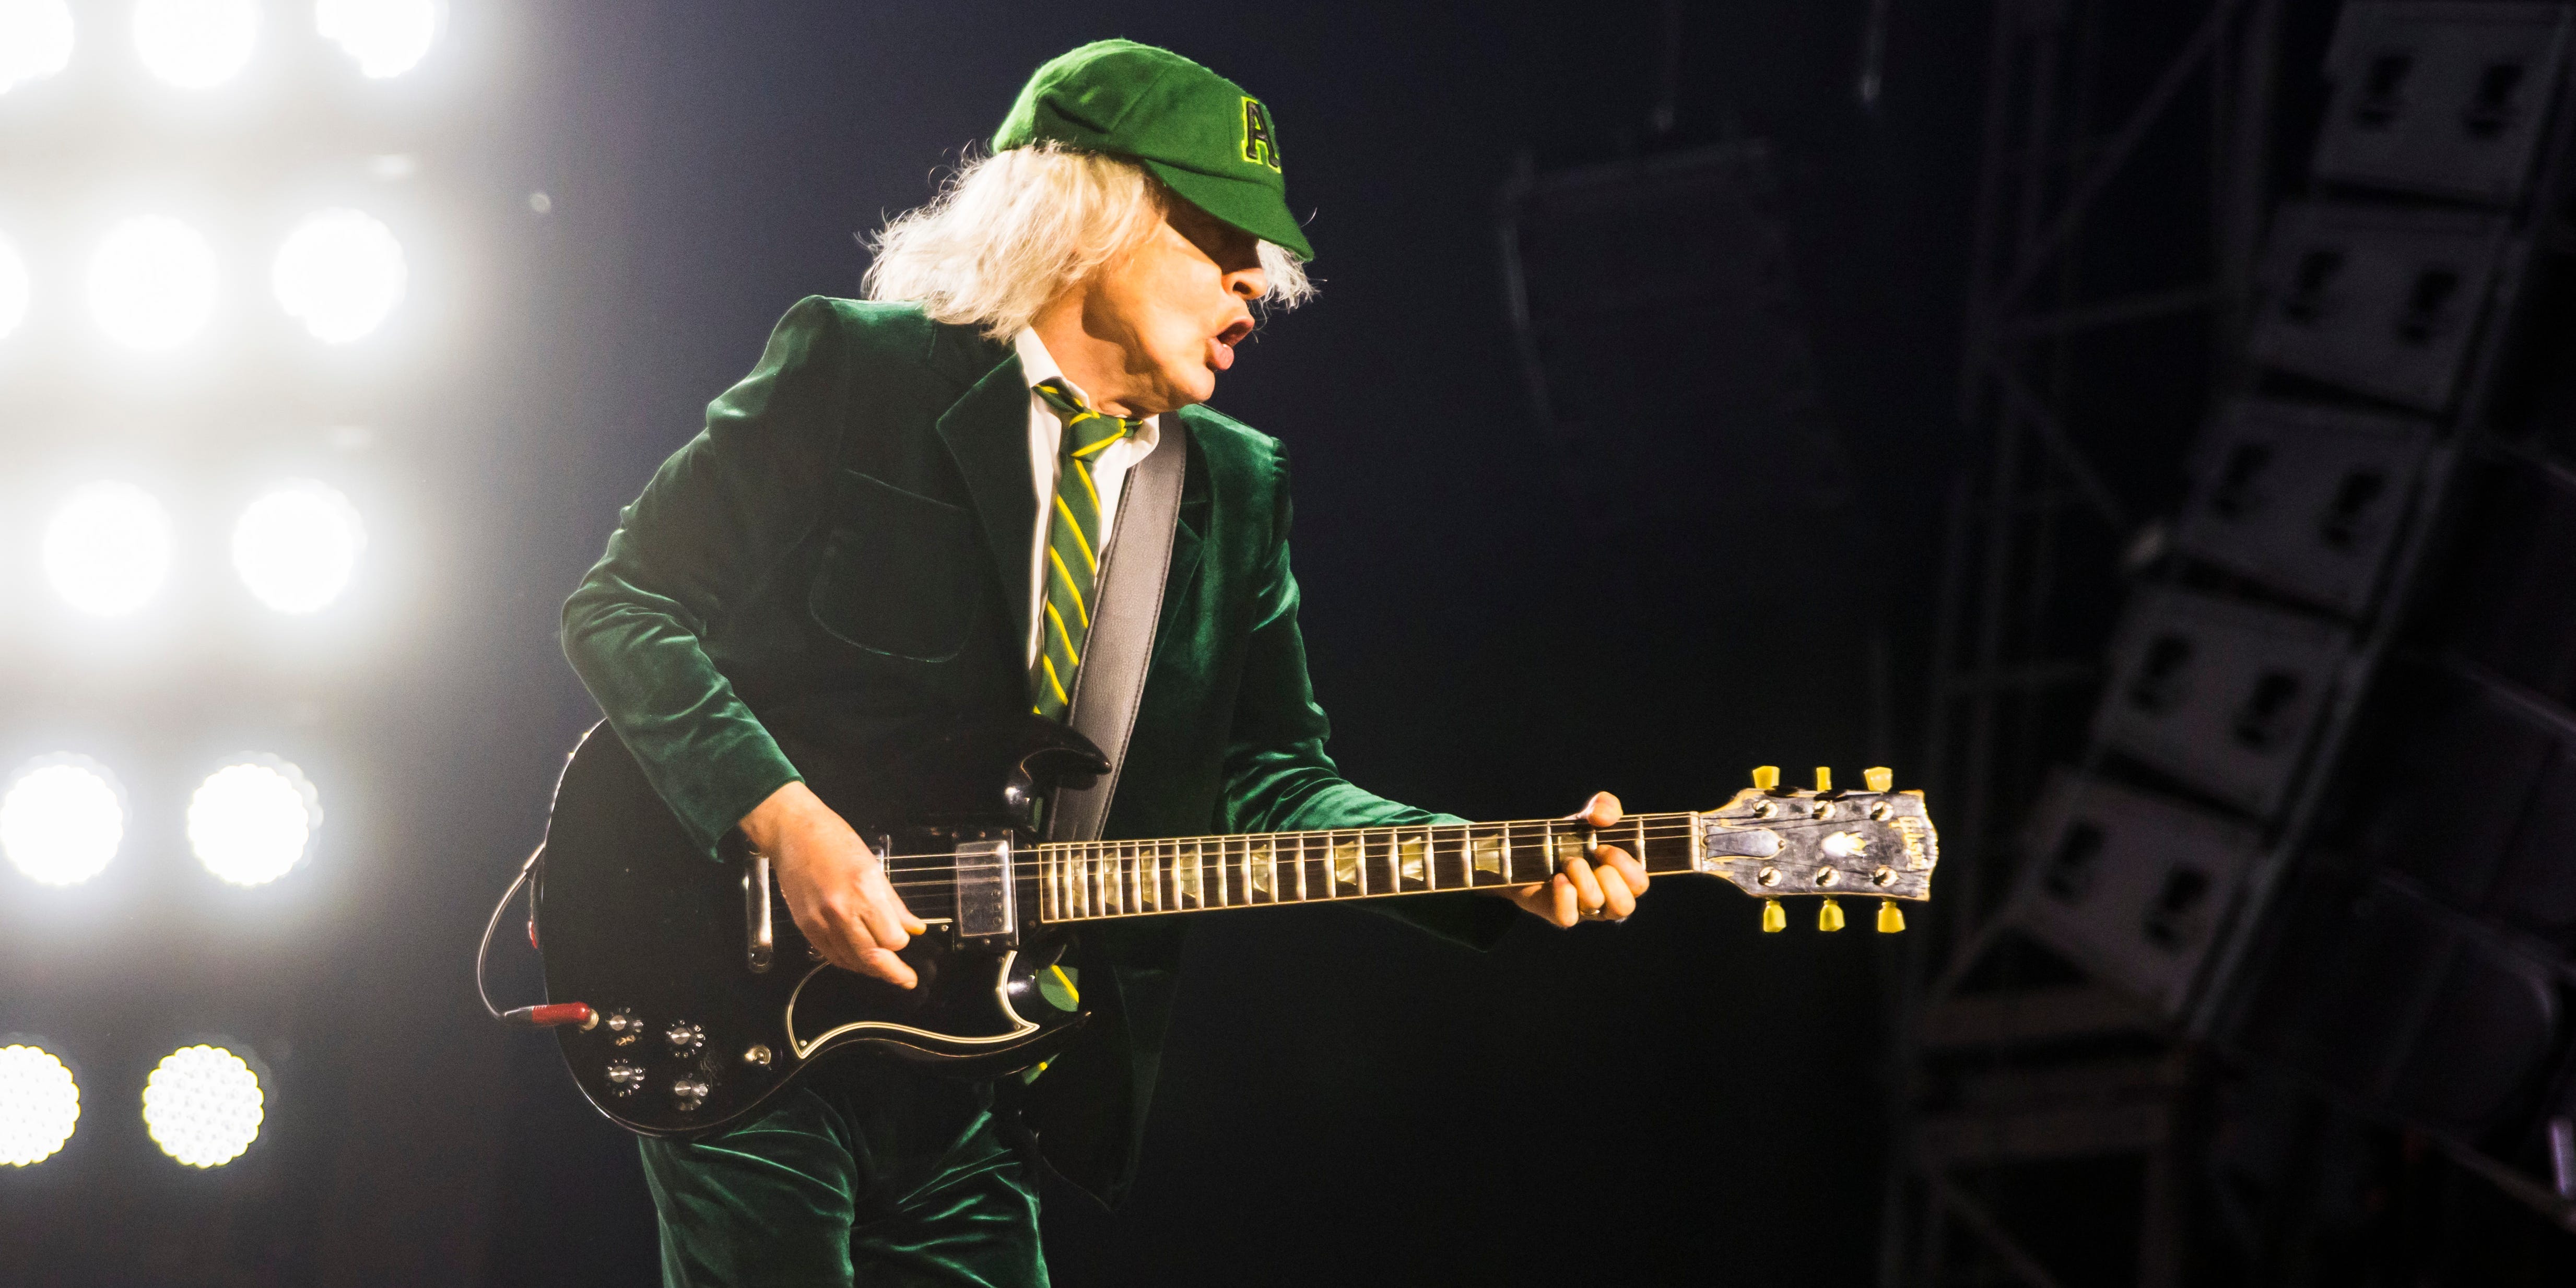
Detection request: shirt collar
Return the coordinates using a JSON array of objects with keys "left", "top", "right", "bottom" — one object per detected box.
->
[{"left": 1013, "top": 328, "right": 1161, "bottom": 448}]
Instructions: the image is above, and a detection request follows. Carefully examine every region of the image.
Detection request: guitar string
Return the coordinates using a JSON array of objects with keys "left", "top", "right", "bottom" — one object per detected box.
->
[
  {"left": 833, "top": 816, "right": 1910, "bottom": 897},
  {"left": 854, "top": 816, "right": 1880, "bottom": 883}
]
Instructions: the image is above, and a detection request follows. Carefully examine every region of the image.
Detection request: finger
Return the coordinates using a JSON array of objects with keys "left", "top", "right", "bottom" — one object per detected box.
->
[
  {"left": 852, "top": 946, "right": 919, "bottom": 989},
  {"left": 1580, "top": 791, "right": 1624, "bottom": 828},
  {"left": 1561, "top": 854, "right": 1607, "bottom": 913},
  {"left": 1593, "top": 844, "right": 1651, "bottom": 896},
  {"left": 852, "top": 871, "right": 914, "bottom": 955},
  {"left": 1594, "top": 854, "right": 1639, "bottom": 919},
  {"left": 1550, "top": 873, "right": 1580, "bottom": 928}
]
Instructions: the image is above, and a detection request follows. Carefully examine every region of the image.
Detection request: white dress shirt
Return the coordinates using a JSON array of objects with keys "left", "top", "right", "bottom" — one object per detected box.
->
[{"left": 1013, "top": 328, "right": 1162, "bottom": 667}]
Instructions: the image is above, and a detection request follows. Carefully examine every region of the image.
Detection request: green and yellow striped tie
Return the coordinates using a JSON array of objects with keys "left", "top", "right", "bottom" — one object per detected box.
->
[{"left": 1030, "top": 378, "right": 1145, "bottom": 722}]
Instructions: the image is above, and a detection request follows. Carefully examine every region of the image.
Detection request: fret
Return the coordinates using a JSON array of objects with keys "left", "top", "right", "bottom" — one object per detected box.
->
[
  {"left": 1144, "top": 842, "right": 1162, "bottom": 912},
  {"left": 1432, "top": 825, "right": 1464, "bottom": 889},
  {"left": 1397, "top": 830, "right": 1428, "bottom": 891},
  {"left": 1091, "top": 845, "right": 1109, "bottom": 917},
  {"left": 1122, "top": 843, "right": 1140, "bottom": 915},
  {"left": 1292, "top": 832, "right": 1309, "bottom": 902},
  {"left": 1331, "top": 832, "right": 1361, "bottom": 894},
  {"left": 1248, "top": 838, "right": 1275, "bottom": 902},
  {"left": 1468, "top": 826, "right": 1504, "bottom": 886},
  {"left": 1209, "top": 837, "right": 1228, "bottom": 906}
]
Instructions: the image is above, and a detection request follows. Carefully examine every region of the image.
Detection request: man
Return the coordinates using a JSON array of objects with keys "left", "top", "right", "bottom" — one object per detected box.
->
[{"left": 562, "top": 39, "right": 1651, "bottom": 1287}]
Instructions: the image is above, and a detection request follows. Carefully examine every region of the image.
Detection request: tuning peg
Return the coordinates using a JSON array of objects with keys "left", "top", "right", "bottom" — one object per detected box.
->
[
  {"left": 1877, "top": 900, "right": 1905, "bottom": 933},
  {"left": 1818, "top": 897, "right": 1845, "bottom": 932},
  {"left": 1751, "top": 765, "right": 1780, "bottom": 792},
  {"left": 1761, "top": 899, "right": 1786, "bottom": 933},
  {"left": 1865, "top": 766, "right": 1892, "bottom": 793},
  {"left": 1814, "top": 766, "right": 1832, "bottom": 793}
]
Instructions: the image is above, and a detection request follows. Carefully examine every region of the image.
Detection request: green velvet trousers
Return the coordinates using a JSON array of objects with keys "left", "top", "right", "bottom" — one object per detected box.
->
[{"left": 638, "top": 1056, "right": 1046, "bottom": 1287}]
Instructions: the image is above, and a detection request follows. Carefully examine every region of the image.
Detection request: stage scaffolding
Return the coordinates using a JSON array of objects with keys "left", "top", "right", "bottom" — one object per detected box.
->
[{"left": 1885, "top": 1, "right": 2292, "bottom": 1284}]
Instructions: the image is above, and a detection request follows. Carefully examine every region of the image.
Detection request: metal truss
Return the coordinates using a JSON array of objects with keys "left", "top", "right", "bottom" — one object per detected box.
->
[{"left": 1884, "top": 1, "right": 2293, "bottom": 1285}]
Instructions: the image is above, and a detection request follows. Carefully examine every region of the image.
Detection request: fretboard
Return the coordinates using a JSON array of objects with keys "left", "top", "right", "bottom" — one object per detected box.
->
[{"left": 1033, "top": 813, "right": 1702, "bottom": 924}]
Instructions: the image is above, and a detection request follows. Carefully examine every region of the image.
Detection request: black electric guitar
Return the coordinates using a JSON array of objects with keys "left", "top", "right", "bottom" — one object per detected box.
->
[{"left": 528, "top": 714, "right": 1939, "bottom": 1137}]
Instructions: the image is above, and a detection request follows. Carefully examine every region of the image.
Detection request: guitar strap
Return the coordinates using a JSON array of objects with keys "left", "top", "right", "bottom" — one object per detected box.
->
[{"left": 1048, "top": 426, "right": 1185, "bottom": 843}]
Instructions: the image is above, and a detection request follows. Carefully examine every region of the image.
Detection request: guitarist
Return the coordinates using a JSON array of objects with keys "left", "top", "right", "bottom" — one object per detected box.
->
[{"left": 561, "top": 39, "right": 1651, "bottom": 1287}]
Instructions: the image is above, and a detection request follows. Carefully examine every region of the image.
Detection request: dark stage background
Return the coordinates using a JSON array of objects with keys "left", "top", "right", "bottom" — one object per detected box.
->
[{"left": 0, "top": 2, "right": 1987, "bottom": 1284}]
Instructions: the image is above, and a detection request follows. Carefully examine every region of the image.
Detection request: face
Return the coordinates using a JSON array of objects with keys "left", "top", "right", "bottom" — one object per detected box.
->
[{"left": 1079, "top": 199, "right": 1266, "bottom": 414}]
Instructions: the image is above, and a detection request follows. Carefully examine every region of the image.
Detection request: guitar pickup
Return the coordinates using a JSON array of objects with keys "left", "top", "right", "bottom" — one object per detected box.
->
[{"left": 952, "top": 836, "right": 1018, "bottom": 948}]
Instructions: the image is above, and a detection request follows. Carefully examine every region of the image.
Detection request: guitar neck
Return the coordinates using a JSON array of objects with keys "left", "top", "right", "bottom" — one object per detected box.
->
[{"left": 1030, "top": 813, "right": 1703, "bottom": 924}]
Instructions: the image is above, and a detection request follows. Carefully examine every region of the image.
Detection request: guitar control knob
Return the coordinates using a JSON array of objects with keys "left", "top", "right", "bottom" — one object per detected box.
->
[
  {"left": 671, "top": 1079, "right": 710, "bottom": 1112},
  {"left": 743, "top": 1044, "right": 773, "bottom": 1068},
  {"left": 605, "top": 1008, "right": 643, "bottom": 1047},
  {"left": 604, "top": 1060, "right": 646, "bottom": 1096},
  {"left": 664, "top": 1021, "right": 705, "bottom": 1057}
]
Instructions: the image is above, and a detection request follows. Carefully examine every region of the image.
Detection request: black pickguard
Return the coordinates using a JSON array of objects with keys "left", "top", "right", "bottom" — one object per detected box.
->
[{"left": 534, "top": 715, "right": 1104, "bottom": 1137}]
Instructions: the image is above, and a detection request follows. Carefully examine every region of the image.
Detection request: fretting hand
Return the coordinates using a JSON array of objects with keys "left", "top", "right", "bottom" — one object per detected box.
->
[
  {"left": 739, "top": 781, "right": 929, "bottom": 988},
  {"left": 1495, "top": 791, "right": 1652, "bottom": 926}
]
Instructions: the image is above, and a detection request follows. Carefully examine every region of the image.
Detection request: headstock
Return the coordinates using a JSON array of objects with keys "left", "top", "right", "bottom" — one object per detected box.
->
[{"left": 1693, "top": 765, "right": 1939, "bottom": 933}]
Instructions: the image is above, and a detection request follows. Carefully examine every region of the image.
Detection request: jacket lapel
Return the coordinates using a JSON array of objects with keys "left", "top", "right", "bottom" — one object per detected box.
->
[{"left": 936, "top": 350, "right": 1039, "bottom": 657}]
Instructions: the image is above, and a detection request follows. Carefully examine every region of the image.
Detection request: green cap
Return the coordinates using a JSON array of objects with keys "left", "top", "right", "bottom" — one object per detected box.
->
[{"left": 992, "top": 39, "right": 1313, "bottom": 261}]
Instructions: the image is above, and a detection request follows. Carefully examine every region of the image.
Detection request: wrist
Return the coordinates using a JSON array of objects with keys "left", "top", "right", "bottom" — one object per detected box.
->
[{"left": 737, "top": 779, "right": 819, "bottom": 857}]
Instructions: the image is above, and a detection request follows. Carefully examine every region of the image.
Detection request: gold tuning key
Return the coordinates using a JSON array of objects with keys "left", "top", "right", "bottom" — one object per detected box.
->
[
  {"left": 1818, "top": 897, "right": 1845, "bottom": 932},
  {"left": 1761, "top": 899, "right": 1786, "bottom": 933},
  {"left": 1751, "top": 765, "right": 1780, "bottom": 792},
  {"left": 1877, "top": 900, "right": 1905, "bottom": 933},
  {"left": 1814, "top": 766, "right": 1833, "bottom": 793},
  {"left": 1865, "top": 766, "right": 1893, "bottom": 793}
]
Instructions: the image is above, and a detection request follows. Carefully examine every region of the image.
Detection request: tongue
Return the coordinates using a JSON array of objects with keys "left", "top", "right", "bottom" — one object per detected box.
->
[{"left": 1209, "top": 337, "right": 1236, "bottom": 371}]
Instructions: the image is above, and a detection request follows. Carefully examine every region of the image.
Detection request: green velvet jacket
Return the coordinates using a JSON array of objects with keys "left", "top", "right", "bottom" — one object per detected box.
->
[{"left": 561, "top": 297, "right": 1515, "bottom": 1206}]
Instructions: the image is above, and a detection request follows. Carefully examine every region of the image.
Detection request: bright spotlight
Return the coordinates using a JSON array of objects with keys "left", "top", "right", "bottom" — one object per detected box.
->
[
  {"left": 188, "top": 758, "right": 319, "bottom": 887},
  {"left": 132, "top": 0, "right": 257, "bottom": 89},
  {"left": 0, "top": 235, "right": 27, "bottom": 341},
  {"left": 233, "top": 480, "right": 365, "bottom": 613},
  {"left": 315, "top": 0, "right": 437, "bottom": 78},
  {"left": 0, "top": 0, "right": 75, "bottom": 94},
  {"left": 0, "top": 1044, "right": 80, "bottom": 1167},
  {"left": 272, "top": 209, "right": 406, "bottom": 344},
  {"left": 43, "top": 481, "right": 173, "bottom": 617},
  {"left": 89, "top": 216, "right": 218, "bottom": 351},
  {"left": 141, "top": 1044, "right": 263, "bottom": 1167},
  {"left": 1, "top": 757, "right": 125, "bottom": 888}
]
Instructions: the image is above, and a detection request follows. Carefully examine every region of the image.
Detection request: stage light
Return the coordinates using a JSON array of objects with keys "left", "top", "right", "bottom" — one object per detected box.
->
[
  {"left": 89, "top": 216, "right": 218, "bottom": 351},
  {"left": 233, "top": 480, "right": 365, "bottom": 613},
  {"left": 141, "top": 1044, "right": 263, "bottom": 1167},
  {"left": 0, "top": 0, "right": 75, "bottom": 94},
  {"left": 0, "top": 235, "right": 27, "bottom": 341},
  {"left": 132, "top": 0, "right": 258, "bottom": 90},
  {"left": 0, "top": 1044, "right": 79, "bottom": 1167},
  {"left": 316, "top": 0, "right": 437, "bottom": 79},
  {"left": 43, "top": 481, "right": 173, "bottom": 617},
  {"left": 1, "top": 757, "right": 125, "bottom": 888},
  {"left": 187, "top": 759, "right": 318, "bottom": 887},
  {"left": 272, "top": 208, "right": 406, "bottom": 344}
]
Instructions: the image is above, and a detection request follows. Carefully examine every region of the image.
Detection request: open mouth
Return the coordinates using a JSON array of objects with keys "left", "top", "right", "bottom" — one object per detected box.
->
[{"left": 1209, "top": 317, "right": 1254, "bottom": 371}]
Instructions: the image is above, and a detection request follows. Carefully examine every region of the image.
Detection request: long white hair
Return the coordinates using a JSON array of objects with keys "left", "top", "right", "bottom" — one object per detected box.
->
[{"left": 864, "top": 141, "right": 1315, "bottom": 338}]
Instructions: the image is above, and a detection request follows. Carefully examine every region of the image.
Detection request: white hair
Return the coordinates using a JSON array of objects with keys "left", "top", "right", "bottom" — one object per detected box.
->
[{"left": 863, "top": 141, "right": 1315, "bottom": 339}]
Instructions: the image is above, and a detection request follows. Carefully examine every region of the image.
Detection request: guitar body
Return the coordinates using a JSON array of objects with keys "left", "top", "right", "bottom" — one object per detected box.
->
[{"left": 535, "top": 716, "right": 1098, "bottom": 1138}]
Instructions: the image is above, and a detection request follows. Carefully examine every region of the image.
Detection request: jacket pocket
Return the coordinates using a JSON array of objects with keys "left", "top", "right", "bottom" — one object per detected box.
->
[{"left": 807, "top": 469, "right": 981, "bottom": 663}]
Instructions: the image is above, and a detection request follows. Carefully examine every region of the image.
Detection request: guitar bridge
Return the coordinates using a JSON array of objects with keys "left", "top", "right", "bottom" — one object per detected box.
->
[{"left": 952, "top": 834, "right": 1018, "bottom": 948}]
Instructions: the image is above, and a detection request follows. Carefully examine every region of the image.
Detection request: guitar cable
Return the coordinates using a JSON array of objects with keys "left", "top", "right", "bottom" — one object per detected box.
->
[{"left": 476, "top": 842, "right": 597, "bottom": 1030}]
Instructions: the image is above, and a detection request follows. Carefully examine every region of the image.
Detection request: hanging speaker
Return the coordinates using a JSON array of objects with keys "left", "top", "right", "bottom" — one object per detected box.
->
[
  {"left": 2093, "top": 589, "right": 2354, "bottom": 819},
  {"left": 2170, "top": 399, "right": 2438, "bottom": 620},
  {"left": 2015, "top": 770, "right": 2265, "bottom": 1016},
  {"left": 2249, "top": 201, "right": 2514, "bottom": 412},
  {"left": 2315, "top": 2, "right": 2574, "bottom": 206}
]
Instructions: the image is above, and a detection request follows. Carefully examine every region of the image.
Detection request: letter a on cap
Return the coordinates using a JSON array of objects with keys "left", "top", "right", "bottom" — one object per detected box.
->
[{"left": 1240, "top": 97, "right": 1283, "bottom": 171}]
